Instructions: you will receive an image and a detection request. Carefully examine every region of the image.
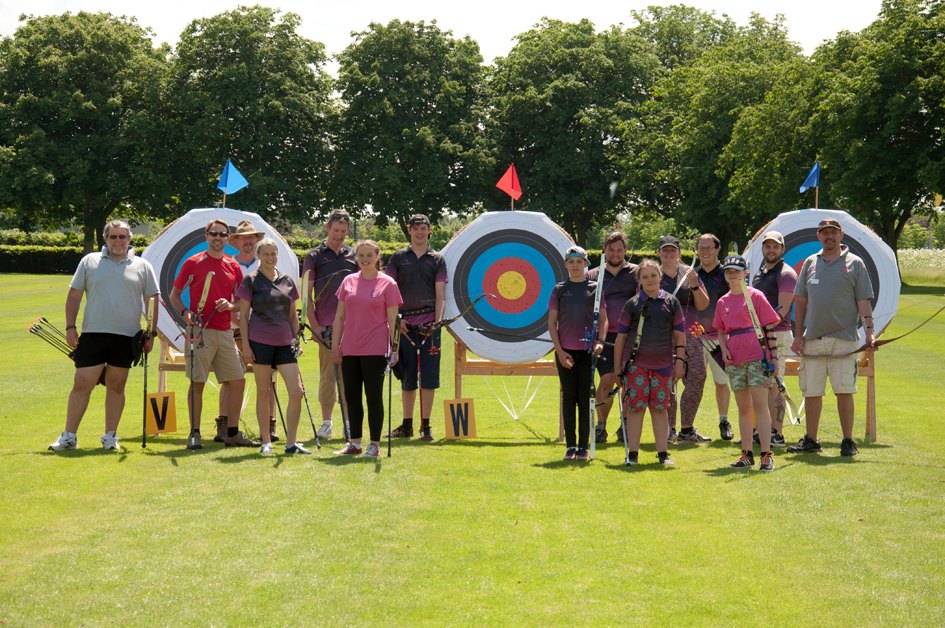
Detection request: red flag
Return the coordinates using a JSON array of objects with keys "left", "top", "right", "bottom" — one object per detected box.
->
[{"left": 496, "top": 164, "right": 522, "bottom": 201}]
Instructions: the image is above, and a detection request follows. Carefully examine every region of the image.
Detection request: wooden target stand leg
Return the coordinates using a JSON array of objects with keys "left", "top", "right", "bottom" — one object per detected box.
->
[
  {"left": 447, "top": 329, "right": 564, "bottom": 440},
  {"left": 783, "top": 353, "right": 877, "bottom": 442}
]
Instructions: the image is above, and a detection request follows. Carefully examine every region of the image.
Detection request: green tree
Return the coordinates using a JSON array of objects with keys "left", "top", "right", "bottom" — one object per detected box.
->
[
  {"left": 331, "top": 20, "right": 492, "bottom": 231},
  {"left": 488, "top": 19, "right": 661, "bottom": 245},
  {"left": 807, "top": 0, "right": 945, "bottom": 248},
  {"left": 163, "top": 5, "right": 333, "bottom": 221},
  {"left": 0, "top": 12, "right": 169, "bottom": 250},
  {"left": 630, "top": 4, "right": 737, "bottom": 71},
  {"left": 619, "top": 13, "right": 801, "bottom": 250}
]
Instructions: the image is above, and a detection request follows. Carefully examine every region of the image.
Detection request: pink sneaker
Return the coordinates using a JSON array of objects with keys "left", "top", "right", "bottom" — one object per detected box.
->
[{"left": 334, "top": 442, "right": 362, "bottom": 455}]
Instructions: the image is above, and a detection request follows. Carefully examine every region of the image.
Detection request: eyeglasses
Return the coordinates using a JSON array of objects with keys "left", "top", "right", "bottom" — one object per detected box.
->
[
  {"left": 107, "top": 234, "right": 129, "bottom": 240},
  {"left": 207, "top": 231, "right": 229, "bottom": 238}
]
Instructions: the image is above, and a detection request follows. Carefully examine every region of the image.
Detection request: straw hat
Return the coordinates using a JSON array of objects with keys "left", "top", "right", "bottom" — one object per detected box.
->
[{"left": 229, "top": 220, "right": 265, "bottom": 243}]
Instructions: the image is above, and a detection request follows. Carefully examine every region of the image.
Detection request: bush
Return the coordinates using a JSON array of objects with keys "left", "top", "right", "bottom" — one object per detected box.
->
[
  {"left": 899, "top": 222, "right": 931, "bottom": 248},
  {"left": 0, "top": 245, "right": 84, "bottom": 274}
]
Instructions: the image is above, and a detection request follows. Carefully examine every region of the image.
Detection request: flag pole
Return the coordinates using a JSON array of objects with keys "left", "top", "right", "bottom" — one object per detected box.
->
[
  {"left": 814, "top": 186, "right": 818, "bottom": 209},
  {"left": 222, "top": 191, "right": 227, "bottom": 209}
]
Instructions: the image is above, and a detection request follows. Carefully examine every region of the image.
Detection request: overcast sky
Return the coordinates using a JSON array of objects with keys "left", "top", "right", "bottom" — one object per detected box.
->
[{"left": 2, "top": 0, "right": 884, "bottom": 68}]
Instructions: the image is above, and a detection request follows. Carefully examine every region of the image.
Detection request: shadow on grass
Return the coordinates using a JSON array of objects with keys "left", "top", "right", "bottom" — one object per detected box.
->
[
  {"left": 40, "top": 448, "right": 130, "bottom": 462},
  {"left": 900, "top": 283, "right": 945, "bottom": 295}
]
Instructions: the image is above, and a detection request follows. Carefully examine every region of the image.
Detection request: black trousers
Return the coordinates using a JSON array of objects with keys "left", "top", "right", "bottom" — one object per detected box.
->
[
  {"left": 341, "top": 355, "right": 387, "bottom": 441},
  {"left": 556, "top": 351, "right": 593, "bottom": 448}
]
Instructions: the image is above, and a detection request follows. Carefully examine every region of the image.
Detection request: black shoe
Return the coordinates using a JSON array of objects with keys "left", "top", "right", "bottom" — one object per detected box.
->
[
  {"left": 787, "top": 435, "right": 822, "bottom": 453},
  {"left": 731, "top": 451, "right": 755, "bottom": 468},
  {"left": 657, "top": 451, "right": 674, "bottom": 466},
  {"left": 594, "top": 423, "right": 608, "bottom": 444},
  {"left": 840, "top": 438, "right": 859, "bottom": 457},
  {"left": 269, "top": 418, "right": 280, "bottom": 443},
  {"left": 575, "top": 447, "right": 590, "bottom": 461},
  {"left": 625, "top": 451, "right": 638, "bottom": 466},
  {"left": 759, "top": 452, "right": 774, "bottom": 471},
  {"left": 615, "top": 425, "right": 624, "bottom": 443},
  {"left": 213, "top": 418, "right": 226, "bottom": 443},
  {"left": 563, "top": 447, "right": 577, "bottom": 461},
  {"left": 387, "top": 422, "right": 413, "bottom": 438},
  {"left": 719, "top": 418, "right": 734, "bottom": 440},
  {"left": 770, "top": 431, "right": 786, "bottom": 448},
  {"left": 752, "top": 429, "right": 760, "bottom": 445},
  {"left": 419, "top": 427, "right": 434, "bottom": 441},
  {"left": 678, "top": 428, "right": 710, "bottom": 443}
]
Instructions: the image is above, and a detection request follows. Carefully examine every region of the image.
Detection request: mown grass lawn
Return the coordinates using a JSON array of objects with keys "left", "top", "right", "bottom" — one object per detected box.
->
[{"left": 1, "top": 272, "right": 943, "bottom": 625}]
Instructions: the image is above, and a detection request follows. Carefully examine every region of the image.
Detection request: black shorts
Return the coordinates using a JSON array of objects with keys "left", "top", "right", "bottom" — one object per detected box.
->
[
  {"left": 596, "top": 331, "right": 618, "bottom": 376},
  {"left": 398, "top": 327, "right": 441, "bottom": 391},
  {"left": 73, "top": 332, "right": 136, "bottom": 369},
  {"left": 249, "top": 340, "right": 297, "bottom": 368}
]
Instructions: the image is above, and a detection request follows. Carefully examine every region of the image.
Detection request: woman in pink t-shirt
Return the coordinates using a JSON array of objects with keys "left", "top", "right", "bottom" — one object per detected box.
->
[
  {"left": 713, "top": 255, "right": 781, "bottom": 471},
  {"left": 331, "top": 240, "right": 402, "bottom": 457}
]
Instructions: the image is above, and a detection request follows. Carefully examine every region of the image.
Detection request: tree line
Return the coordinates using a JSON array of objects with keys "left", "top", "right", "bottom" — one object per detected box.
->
[{"left": 1, "top": 1, "right": 942, "bottom": 251}]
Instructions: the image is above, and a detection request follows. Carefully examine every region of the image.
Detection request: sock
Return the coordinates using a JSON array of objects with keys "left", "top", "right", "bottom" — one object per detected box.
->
[
  {"left": 420, "top": 418, "right": 430, "bottom": 429},
  {"left": 227, "top": 426, "right": 238, "bottom": 437},
  {"left": 761, "top": 451, "right": 770, "bottom": 456},
  {"left": 403, "top": 418, "right": 413, "bottom": 427},
  {"left": 719, "top": 414, "right": 728, "bottom": 422},
  {"left": 657, "top": 451, "right": 669, "bottom": 461},
  {"left": 680, "top": 427, "right": 694, "bottom": 434},
  {"left": 218, "top": 415, "right": 227, "bottom": 423},
  {"left": 191, "top": 429, "right": 200, "bottom": 435}
]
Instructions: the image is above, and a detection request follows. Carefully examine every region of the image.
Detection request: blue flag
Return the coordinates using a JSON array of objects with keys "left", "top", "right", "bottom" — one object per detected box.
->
[
  {"left": 799, "top": 161, "right": 820, "bottom": 193},
  {"left": 217, "top": 159, "right": 249, "bottom": 195}
]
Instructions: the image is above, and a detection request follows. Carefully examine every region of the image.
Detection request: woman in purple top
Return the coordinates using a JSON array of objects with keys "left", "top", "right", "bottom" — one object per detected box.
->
[
  {"left": 612, "top": 259, "right": 686, "bottom": 466},
  {"left": 237, "top": 239, "right": 310, "bottom": 456},
  {"left": 331, "top": 240, "right": 403, "bottom": 458},
  {"left": 548, "top": 246, "right": 606, "bottom": 461}
]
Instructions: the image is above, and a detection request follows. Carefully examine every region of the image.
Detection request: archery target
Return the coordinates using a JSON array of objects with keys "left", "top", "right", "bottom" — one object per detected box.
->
[
  {"left": 744, "top": 209, "right": 900, "bottom": 343},
  {"left": 142, "top": 208, "right": 299, "bottom": 351},
  {"left": 442, "top": 211, "right": 574, "bottom": 363}
]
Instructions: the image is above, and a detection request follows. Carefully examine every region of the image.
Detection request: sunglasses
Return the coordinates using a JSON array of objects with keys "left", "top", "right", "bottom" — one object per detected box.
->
[
  {"left": 207, "top": 230, "right": 229, "bottom": 238},
  {"left": 107, "top": 234, "right": 129, "bottom": 240}
]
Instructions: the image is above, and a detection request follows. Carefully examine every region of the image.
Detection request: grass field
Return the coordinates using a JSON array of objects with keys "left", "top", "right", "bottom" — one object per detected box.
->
[{"left": 1, "top": 272, "right": 944, "bottom": 625}]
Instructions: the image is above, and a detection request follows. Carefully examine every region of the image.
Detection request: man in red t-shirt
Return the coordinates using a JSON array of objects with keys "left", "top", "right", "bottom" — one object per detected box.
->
[{"left": 169, "top": 219, "right": 257, "bottom": 450}]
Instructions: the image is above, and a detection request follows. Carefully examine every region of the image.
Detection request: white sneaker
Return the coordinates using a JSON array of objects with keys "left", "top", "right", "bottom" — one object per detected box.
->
[
  {"left": 49, "top": 431, "right": 77, "bottom": 451},
  {"left": 316, "top": 421, "right": 333, "bottom": 439},
  {"left": 363, "top": 443, "right": 380, "bottom": 458},
  {"left": 100, "top": 432, "right": 120, "bottom": 450},
  {"left": 260, "top": 442, "right": 272, "bottom": 455}
]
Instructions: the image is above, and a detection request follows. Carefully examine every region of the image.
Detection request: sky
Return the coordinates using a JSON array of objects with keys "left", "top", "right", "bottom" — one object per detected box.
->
[{"left": 1, "top": 0, "right": 885, "bottom": 69}]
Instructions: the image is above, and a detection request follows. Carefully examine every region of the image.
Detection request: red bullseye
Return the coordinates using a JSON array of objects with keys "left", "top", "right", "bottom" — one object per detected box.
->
[{"left": 482, "top": 258, "right": 541, "bottom": 314}]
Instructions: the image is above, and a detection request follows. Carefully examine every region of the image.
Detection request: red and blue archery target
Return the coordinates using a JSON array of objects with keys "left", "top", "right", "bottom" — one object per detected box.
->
[
  {"left": 142, "top": 207, "right": 298, "bottom": 351},
  {"left": 745, "top": 209, "right": 899, "bottom": 343},
  {"left": 442, "top": 211, "right": 574, "bottom": 364}
]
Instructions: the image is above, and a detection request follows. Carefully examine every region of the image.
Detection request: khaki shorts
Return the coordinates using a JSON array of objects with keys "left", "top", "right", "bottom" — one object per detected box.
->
[
  {"left": 771, "top": 329, "right": 794, "bottom": 378},
  {"left": 184, "top": 328, "right": 245, "bottom": 384},
  {"left": 704, "top": 344, "right": 729, "bottom": 385},
  {"left": 318, "top": 340, "right": 337, "bottom": 407},
  {"left": 798, "top": 337, "right": 858, "bottom": 396}
]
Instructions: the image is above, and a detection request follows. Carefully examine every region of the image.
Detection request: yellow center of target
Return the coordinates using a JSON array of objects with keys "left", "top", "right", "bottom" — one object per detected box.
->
[{"left": 497, "top": 271, "right": 527, "bottom": 300}]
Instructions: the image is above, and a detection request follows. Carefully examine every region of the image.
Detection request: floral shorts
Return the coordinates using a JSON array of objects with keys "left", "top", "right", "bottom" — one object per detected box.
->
[
  {"left": 725, "top": 360, "right": 773, "bottom": 392},
  {"left": 622, "top": 364, "right": 672, "bottom": 412}
]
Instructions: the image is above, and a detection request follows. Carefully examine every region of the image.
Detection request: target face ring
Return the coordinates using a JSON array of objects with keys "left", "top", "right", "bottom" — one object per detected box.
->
[
  {"left": 442, "top": 211, "right": 574, "bottom": 364},
  {"left": 745, "top": 209, "right": 900, "bottom": 343},
  {"left": 142, "top": 208, "right": 299, "bottom": 351}
]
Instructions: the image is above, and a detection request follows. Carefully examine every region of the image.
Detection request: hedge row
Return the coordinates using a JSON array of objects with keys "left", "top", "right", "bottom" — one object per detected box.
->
[{"left": 0, "top": 244, "right": 691, "bottom": 275}]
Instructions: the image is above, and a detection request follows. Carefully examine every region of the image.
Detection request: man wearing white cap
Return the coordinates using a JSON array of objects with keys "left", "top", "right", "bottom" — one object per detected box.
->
[{"left": 751, "top": 230, "right": 797, "bottom": 446}]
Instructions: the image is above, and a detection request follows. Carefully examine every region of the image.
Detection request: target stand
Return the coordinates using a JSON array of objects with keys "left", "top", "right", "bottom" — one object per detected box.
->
[
  {"left": 746, "top": 209, "right": 894, "bottom": 442},
  {"left": 441, "top": 211, "right": 578, "bottom": 440}
]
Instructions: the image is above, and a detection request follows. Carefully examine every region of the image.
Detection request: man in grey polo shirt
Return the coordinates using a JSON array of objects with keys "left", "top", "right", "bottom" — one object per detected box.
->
[
  {"left": 49, "top": 220, "right": 159, "bottom": 451},
  {"left": 787, "top": 218, "right": 875, "bottom": 457}
]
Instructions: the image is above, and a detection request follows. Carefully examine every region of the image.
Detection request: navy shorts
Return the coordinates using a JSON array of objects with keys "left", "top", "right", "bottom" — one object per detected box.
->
[
  {"left": 398, "top": 327, "right": 441, "bottom": 391},
  {"left": 596, "top": 331, "right": 618, "bottom": 376},
  {"left": 73, "top": 332, "right": 136, "bottom": 369},
  {"left": 249, "top": 340, "right": 297, "bottom": 368}
]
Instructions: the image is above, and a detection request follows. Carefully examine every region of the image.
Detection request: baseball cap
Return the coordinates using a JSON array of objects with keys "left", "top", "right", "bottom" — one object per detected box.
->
[
  {"left": 762, "top": 231, "right": 784, "bottom": 245},
  {"left": 658, "top": 235, "right": 680, "bottom": 250},
  {"left": 721, "top": 254, "right": 748, "bottom": 271},
  {"left": 564, "top": 245, "right": 588, "bottom": 261},
  {"left": 817, "top": 219, "right": 842, "bottom": 232},
  {"left": 408, "top": 214, "right": 431, "bottom": 226}
]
